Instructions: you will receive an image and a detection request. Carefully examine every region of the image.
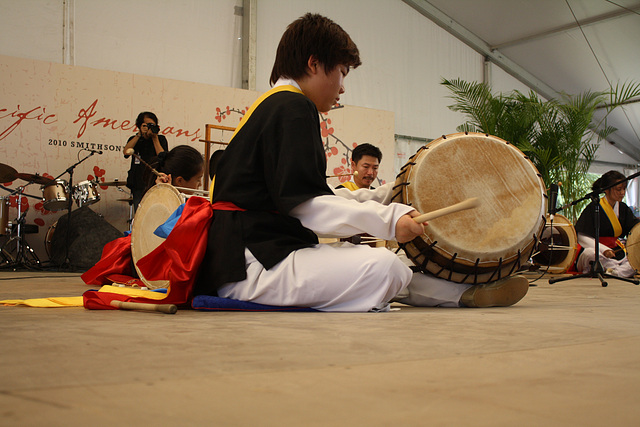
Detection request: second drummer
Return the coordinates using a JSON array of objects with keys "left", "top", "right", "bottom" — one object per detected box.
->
[
  {"left": 150, "top": 145, "right": 205, "bottom": 192},
  {"left": 574, "top": 170, "right": 639, "bottom": 277}
]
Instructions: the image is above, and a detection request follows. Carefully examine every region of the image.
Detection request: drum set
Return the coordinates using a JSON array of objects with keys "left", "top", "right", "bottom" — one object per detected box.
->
[
  {"left": 0, "top": 154, "right": 128, "bottom": 270},
  {"left": 1, "top": 163, "right": 53, "bottom": 268}
]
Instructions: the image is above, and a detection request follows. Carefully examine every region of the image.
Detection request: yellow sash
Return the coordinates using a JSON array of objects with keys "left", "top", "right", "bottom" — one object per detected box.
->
[
  {"left": 208, "top": 85, "right": 304, "bottom": 203},
  {"left": 339, "top": 181, "right": 360, "bottom": 191},
  {"left": 0, "top": 285, "right": 166, "bottom": 308},
  {"left": 600, "top": 197, "right": 623, "bottom": 238},
  {"left": 230, "top": 84, "right": 304, "bottom": 141}
]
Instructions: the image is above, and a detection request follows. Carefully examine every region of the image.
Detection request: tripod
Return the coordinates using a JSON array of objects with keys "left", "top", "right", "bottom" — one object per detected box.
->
[
  {"left": 0, "top": 185, "right": 42, "bottom": 270},
  {"left": 549, "top": 172, "right": 640, "bottom": 287}
]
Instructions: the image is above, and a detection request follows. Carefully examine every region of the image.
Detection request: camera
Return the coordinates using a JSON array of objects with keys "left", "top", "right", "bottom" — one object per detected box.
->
[{"left": 147, "top": 123, "right": 160, "bottom": 134}]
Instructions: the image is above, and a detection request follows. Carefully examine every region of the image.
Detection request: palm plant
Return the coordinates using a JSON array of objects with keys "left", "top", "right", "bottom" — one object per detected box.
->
[{"left": 441, "top": 78, "right": 640, "bottom": 222}]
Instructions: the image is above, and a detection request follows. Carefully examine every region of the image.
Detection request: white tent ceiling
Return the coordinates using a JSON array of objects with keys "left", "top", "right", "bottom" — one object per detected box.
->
[{"left": 403, "top": 0, "right": 640, "bottom": 163}]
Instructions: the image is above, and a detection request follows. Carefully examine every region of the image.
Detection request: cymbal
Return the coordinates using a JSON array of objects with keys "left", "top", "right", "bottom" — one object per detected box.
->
[
  {"left": 15, "top": 173, "right": 56, "bottom": 186},
  {"left": 101, "top": 180, "right": 127, "bottom": 187},
  {"left": 0, "top": 163, "right": 18, "bottom": 182}
]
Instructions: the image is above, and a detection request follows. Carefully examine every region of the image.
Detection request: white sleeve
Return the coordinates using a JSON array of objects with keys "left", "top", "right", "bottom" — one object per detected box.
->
[
  {"left": 577, "top": 233, "right": 607, "bottom": 255},
  {"left": 331, "top": 182, "right": 394, "bottom": 205},
  {"left": 290, "top": 194, "right": 414, "bottom": 240}
]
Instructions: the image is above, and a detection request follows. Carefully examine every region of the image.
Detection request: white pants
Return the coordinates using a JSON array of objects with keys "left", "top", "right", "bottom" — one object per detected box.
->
[
  {"left": 576, "top": 248, "right": 636, "bottom": 278},
  {"left": 217, "top": 244, "right": 472, "bottom": 312}
]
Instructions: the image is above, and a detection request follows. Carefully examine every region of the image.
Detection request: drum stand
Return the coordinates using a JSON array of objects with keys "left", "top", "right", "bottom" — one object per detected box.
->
[
  {"left": 549, "top": 173, "right": 640, "bottom": 287},
  {"left": 0, "top": 185, "right": 42, "bottom": 271},
  {"left": 115, "top": 185, "right": 134, "bottom": 232}
]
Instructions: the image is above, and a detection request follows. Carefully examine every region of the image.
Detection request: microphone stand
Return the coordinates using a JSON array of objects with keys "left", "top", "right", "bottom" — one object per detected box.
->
[
  {"left": 549, "top": 172, "right": 640, "bottom": 287},
  {"left": 53, "top": 150, "right": 97, "bottom": 269}
]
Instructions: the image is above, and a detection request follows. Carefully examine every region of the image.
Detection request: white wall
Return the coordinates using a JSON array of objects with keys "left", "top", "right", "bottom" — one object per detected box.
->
[
  {"left": 0, "top": 0, "right": 244, "bottom": 87},
  {"left": 1, "top": 0, "right": 634, "bottom": 167}
]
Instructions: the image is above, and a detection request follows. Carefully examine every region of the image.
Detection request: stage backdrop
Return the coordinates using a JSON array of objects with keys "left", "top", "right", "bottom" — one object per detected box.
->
[{"left": 0, "top": 54, "right": 395, "bottom": 262}]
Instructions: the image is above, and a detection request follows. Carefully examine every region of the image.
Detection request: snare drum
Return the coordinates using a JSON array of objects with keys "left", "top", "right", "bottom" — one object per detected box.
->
[
  {"left": 0, "top": 196, "right": 9, "bottom": 235},
  {"left": 42, "top": 179, "right": 69, "bottom": 211},
  {"left": 532, "top": 214, "right": 578, "bottom": 273},
  {"left": 131, "top": 184, "right": 185, "bottom": 289},
  {"left": 74, "top": 180, "right": 100, "bottom": 208},
  {"left": 392, "top": 132, "right": 547, "bottom": 284}
]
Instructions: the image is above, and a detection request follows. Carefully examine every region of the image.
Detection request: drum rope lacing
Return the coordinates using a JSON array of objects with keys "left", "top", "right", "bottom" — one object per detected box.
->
[{"left": 400, "top": 234, "right": 539, "bottom": 285}]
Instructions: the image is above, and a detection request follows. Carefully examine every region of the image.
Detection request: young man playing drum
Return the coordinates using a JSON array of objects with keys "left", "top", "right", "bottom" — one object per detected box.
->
[{"left": 194, "top": 13, "right": 529, "bottom": 311}]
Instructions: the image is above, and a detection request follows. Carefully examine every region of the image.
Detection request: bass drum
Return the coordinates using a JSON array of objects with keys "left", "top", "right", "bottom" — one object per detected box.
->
[
  {"left": 392, "top": 132, "right": 547, "bottom": 284},
  {"left": 44, "top": 220, "right": 58, "bottom": 259},
  {"left": 131, "top": 184, "right": 185, "bottom": 289},
  {"left": 0, "top": 196, "right": 9, "bottom": 235},
  {"left": 532, "top": 214, "right": 578, "bottom": 273}
]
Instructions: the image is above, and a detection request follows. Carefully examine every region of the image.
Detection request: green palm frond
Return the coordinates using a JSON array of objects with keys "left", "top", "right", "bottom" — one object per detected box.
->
[{"left": 606, "top": 81, "right": 640, "bottom": 109}]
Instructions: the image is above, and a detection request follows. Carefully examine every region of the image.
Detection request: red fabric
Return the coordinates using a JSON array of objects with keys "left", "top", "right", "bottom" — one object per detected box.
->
[
  {"left": 599, "top": 237, "right": 618, "bottom": 249},
  {"left": 565, "top": 243, "right": 582, "bottom": 274},
  {"left": 211, "top": 201, "right": 247, "bottom": 211},
  {"left": 81, "top": 235, "right": 134, "bottom": 285},
  {"left": 83, "top": 196, "right": 214, "bottom": 310}
]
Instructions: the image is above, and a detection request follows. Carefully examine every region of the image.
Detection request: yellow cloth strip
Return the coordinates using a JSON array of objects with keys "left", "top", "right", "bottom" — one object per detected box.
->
[
  {"left": 0, "top": 285, "right": 167, "bottom": 308},
  {"left": 208, "top": 85, "right": 303, "bottom": 203},
  {"left": 0, "top": 296, "right": 84, "bottom": 307},
  {"left": 229, "top": 85, "right": 303, "bottom": 141},
  {"left": 600, "top": 197, "right": 623, "bottom": 237},
  {"left": 340, "top": 181, "right": 360, "bottom": 191}
]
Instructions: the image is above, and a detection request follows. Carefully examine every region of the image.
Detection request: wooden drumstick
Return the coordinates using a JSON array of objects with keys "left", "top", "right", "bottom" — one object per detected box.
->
[
  {"left": 327, "top": 171, "right": 359, "bottom": 178},
  {"left": 124, "top": 148, "right": 162, "bottom": 177},
  {"left": 413, "top": 197, "right": 480, "bottom": 224},
  {"left": 110, "top": 300, "right": 178, "bottom": 314}
]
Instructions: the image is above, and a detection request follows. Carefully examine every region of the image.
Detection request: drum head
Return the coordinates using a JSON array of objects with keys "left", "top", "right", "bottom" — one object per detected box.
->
[
  {"left": 393, "top": 133, "right": 546, "bottom": 283},
  {"left": 626, "top": 223, "right": 640, "bottom": 272},
  {"left": 131, "top": 184, "right": 184, "bottom": 289}
]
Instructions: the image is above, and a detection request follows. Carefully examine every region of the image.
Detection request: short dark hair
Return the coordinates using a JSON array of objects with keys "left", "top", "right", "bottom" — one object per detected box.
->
[
  {"left": 352, "top": 143, "right": 382, "bottom": 164},
  {"left": 146, "top": 145, "right": 203, "bottom": 191},
  {"left": 135, "top": 111, "right": 158, "bottom": 128},
  {"left": 593, "top": 170, "right": 626, "bottom": 191},
  {"left": 269, "top": 13, "right": 362, "bottom": 86}
]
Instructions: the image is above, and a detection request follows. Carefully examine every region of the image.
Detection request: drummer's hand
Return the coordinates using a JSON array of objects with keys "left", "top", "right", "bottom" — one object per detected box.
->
[
  {"left": 603, "top": 249, "right": 615, "bottom": 258},
  {"left": 395, "top": 211, "right": 426, "bottom": 243},
  {"left": 155, "top": 173, "right": 171, "bottom": 185}
]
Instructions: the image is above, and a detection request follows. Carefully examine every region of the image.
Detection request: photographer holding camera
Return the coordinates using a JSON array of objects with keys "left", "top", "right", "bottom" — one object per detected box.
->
[{"left": 124, "top": 111, "right": 169, "bottom": 211}]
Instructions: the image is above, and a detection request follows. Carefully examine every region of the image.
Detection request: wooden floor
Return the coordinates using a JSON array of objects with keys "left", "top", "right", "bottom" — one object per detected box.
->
[{"left": 1, "top": 269, "right": 639, "bottom": 426}]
